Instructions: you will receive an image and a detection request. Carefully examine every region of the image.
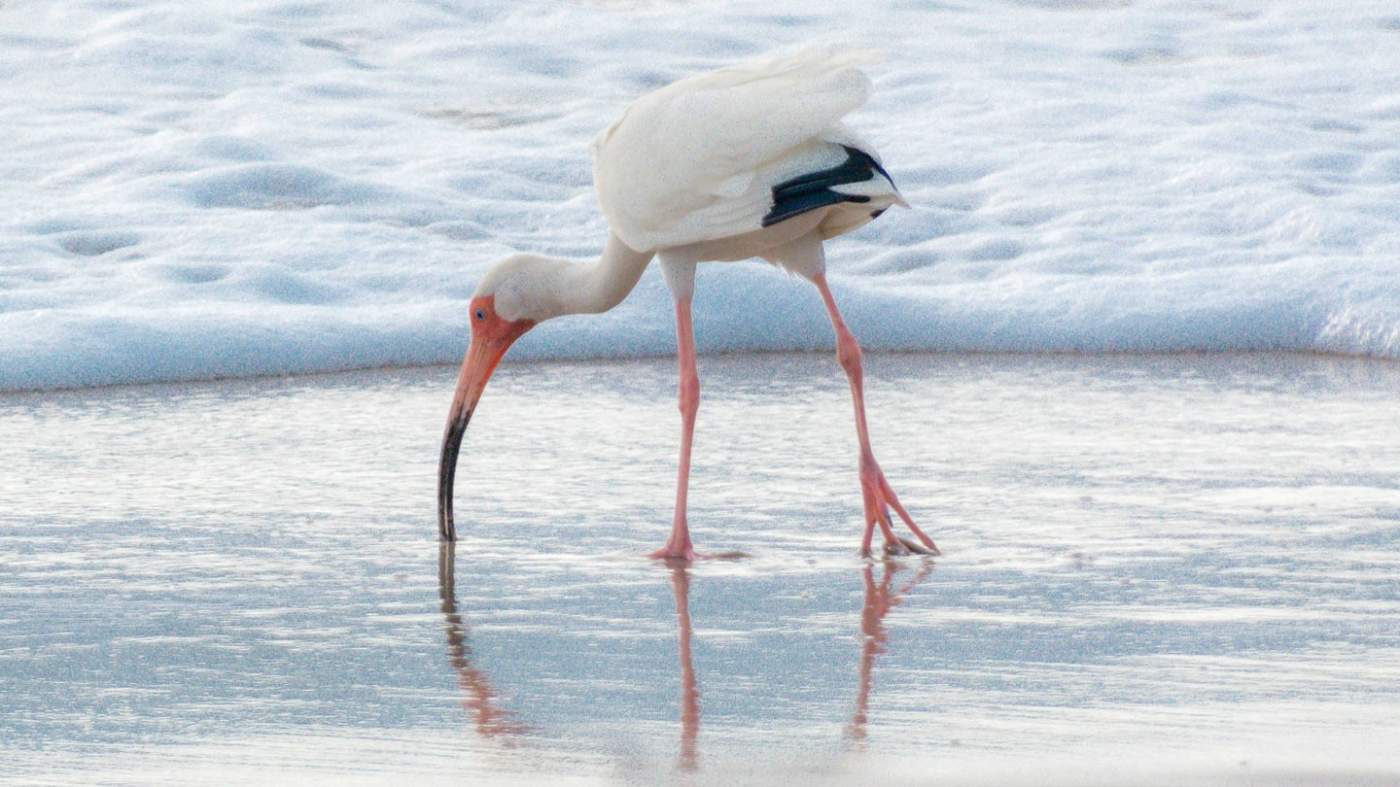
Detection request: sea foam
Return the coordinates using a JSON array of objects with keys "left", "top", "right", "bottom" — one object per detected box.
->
[{"left": 2, "top": 0, "right": 1398, "bottom": 390}]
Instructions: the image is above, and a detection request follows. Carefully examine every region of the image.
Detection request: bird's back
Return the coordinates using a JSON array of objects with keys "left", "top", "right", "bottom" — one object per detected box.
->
[{"left": 592, "top": 47, "right": 904, "bottom": 254}]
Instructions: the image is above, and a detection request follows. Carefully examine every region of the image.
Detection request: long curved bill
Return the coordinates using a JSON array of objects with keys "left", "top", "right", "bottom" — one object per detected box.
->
[{"left": 437, "top": 334, "right": 511, "bottom": 542}]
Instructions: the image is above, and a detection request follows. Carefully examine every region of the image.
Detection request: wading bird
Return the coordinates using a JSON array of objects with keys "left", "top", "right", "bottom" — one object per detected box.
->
[{"left": 439, "top": 47, "right": 939, "bottom": 560}]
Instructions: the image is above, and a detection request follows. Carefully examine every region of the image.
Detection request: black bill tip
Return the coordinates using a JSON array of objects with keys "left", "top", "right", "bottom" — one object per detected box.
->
[{"left": 437, "top": 407, "right": 473, "bottom": 542}]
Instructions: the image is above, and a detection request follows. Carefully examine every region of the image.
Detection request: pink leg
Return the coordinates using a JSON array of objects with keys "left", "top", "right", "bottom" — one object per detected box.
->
[
  {"left": 813, "top": 275, "right": 940, "bottom": 557},
  {"left": 651, "top": 295, "right": 702, "bottom": 561}
]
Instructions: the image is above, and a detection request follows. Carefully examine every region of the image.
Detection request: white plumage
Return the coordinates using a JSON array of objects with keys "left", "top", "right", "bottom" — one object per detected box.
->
[
  {"left": 440, "top": 47, "right": 939, "bottom": 560},
  {"left": 591, "top": 46, "right": 907, "bottom": 255}
]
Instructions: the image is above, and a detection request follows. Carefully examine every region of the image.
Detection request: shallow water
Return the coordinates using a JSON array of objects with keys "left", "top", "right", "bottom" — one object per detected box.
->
[{"left": 2, "top": 353, "right": 1399, "bottom": 784}]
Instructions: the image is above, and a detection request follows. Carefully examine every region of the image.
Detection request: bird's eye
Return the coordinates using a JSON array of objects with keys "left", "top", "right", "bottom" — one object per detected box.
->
[{"left": 475, "top": 309, "right": 486, "bottom": 320}]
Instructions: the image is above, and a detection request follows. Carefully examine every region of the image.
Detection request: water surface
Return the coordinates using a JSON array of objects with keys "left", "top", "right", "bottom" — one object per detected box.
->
[{"left": 2, "top": 353, "right": 1399, "bottom": 784}]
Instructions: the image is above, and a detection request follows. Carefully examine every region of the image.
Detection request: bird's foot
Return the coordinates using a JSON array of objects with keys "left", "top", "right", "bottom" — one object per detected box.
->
[
  {"left": 859, "top": 459, "right": 940, "bottom": 558},
  {"left": 883, "top": 536, "right": 935, "bottom": 557},
  {"left": 650, "top": 527, "right": 702, "bottom": 562},
  {"left": 649, "top": 540, "right": 750, "bottom": 563},
  {"left": 650, "top": 544, "right": 702, "bottom": 563}
]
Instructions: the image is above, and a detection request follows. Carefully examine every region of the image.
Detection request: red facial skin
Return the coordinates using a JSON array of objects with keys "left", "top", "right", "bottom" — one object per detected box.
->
[
  {"left": 452, "top": 295, "right": 535, "bottom": 415},
  {"left": 437, "top": 295, "right": 534, "bottom": 540}
]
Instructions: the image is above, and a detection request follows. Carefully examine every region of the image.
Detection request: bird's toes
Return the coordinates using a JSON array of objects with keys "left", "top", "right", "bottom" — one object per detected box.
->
[
  {"left": 882, "top": 540, "right": 911, "bottom": 557},
  {"left": 899, "top": 537, "right": 937, "bottom": 556}
]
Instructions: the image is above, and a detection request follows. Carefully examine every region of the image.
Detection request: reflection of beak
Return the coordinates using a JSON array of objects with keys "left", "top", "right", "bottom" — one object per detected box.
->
[
  {"left": 438, "top": 539, "right": 531, "bottom": 739},
  {"left": 438, "top": 333, "right": 513, "bottom": 542}
]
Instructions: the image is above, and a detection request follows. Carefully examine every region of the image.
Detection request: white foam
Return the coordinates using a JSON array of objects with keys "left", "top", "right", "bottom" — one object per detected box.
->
[{"left": 3, "top": 1, "right": 1398, "bottom": 390}]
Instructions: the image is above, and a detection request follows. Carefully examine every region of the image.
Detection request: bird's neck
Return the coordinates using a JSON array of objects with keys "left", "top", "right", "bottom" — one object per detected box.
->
[{"left": 558, "top": 234, "right": 654, "bottom": 316}]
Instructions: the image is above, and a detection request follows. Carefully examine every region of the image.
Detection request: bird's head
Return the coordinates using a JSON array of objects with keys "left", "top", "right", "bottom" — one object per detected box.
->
[{"left": 437, "top": 254, "right": 560, "bottom": 541}]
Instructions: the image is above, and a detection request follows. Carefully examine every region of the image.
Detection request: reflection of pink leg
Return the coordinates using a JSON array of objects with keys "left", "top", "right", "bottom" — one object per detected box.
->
[
  {"left": 671, "top": 567, "right": 700, "bottom": 771},
  {"left": 848, "top": 560, "right": 934, "bottom": 743},
  {"left": 849, "top": 562, "right": 889, "bottom": 742},
  {"left": 812, "top": 275, "right": 940, "bottom": 557},
  {"left": 651, "top": 295, "right": 702, "bottom": 561}
]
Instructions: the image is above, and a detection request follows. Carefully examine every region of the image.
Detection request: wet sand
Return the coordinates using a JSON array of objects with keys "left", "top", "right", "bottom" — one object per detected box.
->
[{"left": 2, "top": 353, "right": 1399, "bottom": 785}]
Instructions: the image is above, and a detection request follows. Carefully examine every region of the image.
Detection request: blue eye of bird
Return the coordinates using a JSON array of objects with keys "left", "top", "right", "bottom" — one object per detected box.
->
[{"left": 475, "top": 309, "right": 485, "bottom": 320}]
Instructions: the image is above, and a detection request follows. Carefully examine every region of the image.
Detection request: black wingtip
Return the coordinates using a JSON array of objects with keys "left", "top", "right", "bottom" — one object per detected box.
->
[{"left": 761, "top": 146, "right": 894, "bottom": 228}]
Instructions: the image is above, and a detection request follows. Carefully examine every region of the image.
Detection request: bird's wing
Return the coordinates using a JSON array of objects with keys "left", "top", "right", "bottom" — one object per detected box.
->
[{"left": 592, "top": 46, "right": 882, "bottom": 252}]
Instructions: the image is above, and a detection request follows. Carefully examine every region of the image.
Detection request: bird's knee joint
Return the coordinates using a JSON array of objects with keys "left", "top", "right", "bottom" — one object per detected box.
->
[
  {"left": 837, "top": 336, "right": 863, "bottom": 375},
  {"left": 678, "top": 379, "right": 701, "bottom": 415}
]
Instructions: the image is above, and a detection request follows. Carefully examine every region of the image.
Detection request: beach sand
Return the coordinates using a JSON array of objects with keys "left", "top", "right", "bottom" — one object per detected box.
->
[{"left": 2, "top": 352, "right": 1399, "bottom": 785}]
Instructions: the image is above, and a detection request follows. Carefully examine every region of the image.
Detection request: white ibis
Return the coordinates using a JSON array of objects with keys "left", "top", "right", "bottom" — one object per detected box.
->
[{"left": 438, "top": 46, "right": 940, "bottom": 560}]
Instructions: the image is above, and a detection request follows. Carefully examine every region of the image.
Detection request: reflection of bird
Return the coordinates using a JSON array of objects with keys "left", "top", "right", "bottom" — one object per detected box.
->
[
  {"left": 668, "top": 566, "right": 701, "bottom": 771},
  {"left": 848, "top": 560, "right": 933, "bottom": 744},
  {"left": 437, "top": 543, "right": 529, "bottom": 739},
  {"left": 437, "top": 46, "right": 939, "bottom": 560}
]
